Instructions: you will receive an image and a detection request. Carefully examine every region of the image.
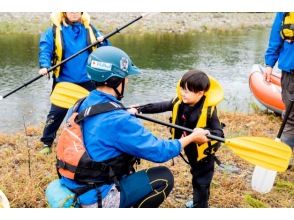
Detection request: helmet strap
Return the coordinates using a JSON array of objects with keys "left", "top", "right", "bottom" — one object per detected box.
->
[{"left": 113, "top": 79, "right": 125, "bottom": 101}]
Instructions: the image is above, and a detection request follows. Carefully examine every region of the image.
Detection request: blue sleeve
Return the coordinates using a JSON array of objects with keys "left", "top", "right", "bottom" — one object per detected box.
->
[
  {"left": 39, "top": 27, "right": 54, "bottom": 68},
  {"left": 264, "top": 13, "right": 284, "bottom": 67},
  {"left": 92, "top": 25, "right": 111, "bottom": 46},
  {"left": 115, "top": 114, "right": 182, "bottom": 163}
]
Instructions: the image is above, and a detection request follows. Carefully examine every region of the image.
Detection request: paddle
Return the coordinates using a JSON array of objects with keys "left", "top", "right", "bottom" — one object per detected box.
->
[
  {"left": 0, "top": 13, "right": 154, "bottom": 100},
  {"left": 251, "top": 95, "right": 294, "bottom": 193},
  {"left": 0, "top": 190, "right": 10, "bottom": 208},
  {"left": 134, "top": 113, "right": 292, "bottom": 172},
  {"left": 50, "top": 82, "right": 90, "bottom": 109}
]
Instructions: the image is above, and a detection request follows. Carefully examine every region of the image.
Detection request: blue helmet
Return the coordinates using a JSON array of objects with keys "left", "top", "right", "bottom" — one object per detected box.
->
[{"left": 87, "top": 46, "right": 141, "bottom": 83}]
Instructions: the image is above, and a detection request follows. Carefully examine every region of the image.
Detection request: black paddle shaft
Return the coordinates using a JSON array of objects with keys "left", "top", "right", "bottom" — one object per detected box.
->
[
  {"left": 1, "top": 14, "right": 144, "bottom": 99},
  {"left": 134, "top": 113, "right": 225, "bottom": 142},
  {"left": 277, "top": 95, "right": 294, "bottom": 138}
]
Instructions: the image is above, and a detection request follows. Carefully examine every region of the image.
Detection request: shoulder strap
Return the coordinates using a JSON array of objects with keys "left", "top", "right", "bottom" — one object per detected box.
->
[
  {"left": 206, "top": 106, "right": 212, "bottom": 126},
  {"left": 72, "top": 97, "right": 87, "bottom": 113},
  {"left": 75, "top": 101, "right": 125, "bottom": 123},
  {"left": 172, "top": 96, "right": 179, "bottom": 106}
]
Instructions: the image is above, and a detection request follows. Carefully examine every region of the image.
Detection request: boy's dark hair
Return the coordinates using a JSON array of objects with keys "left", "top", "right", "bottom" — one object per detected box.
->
[{"left": 180, "top": 69, "right": 210, "bottom": 93}]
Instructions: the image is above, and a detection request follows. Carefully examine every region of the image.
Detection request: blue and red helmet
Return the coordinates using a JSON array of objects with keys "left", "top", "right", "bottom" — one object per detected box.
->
[{"left": 87, "top": 46, "right": 141, "bottom": 83}]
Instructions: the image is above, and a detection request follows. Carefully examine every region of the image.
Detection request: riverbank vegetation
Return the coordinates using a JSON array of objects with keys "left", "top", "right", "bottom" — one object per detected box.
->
[
  {"left": 0, "top": 111, "right": 293, "bottom": 208},
  {"left": 0, "top": 12, "right": 275, "bottom": 34}
]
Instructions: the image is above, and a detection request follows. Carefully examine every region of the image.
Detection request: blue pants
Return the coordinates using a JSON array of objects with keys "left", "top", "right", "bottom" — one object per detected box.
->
[{"left": 41, "top": 81, "right": 95, "bottom": 146}]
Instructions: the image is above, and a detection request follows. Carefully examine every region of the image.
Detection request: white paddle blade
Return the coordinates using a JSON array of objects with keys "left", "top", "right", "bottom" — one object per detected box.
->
[
  {"left": 251, "top": 165, "right": 277, "bottom": 194},
  {"left": 0, "top": 96, "right": 3, "bottom": 100},
  {"left": 0, "top": 190, "right": 10, "bottom": 208},
  {"left": 141, "top": 12, "right": 160, "bottom": 18}
]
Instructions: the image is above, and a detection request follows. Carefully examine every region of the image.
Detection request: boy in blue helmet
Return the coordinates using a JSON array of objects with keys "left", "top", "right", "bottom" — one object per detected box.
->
[{"left": 57, "top": 46, "right": 210, "bottom": 208}]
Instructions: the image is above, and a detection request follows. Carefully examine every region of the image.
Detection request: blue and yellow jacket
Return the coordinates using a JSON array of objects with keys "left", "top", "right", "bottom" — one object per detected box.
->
[
  {"left": 39, "top": 12, "right": 110, "bottom": 84},
  {"left": 61, "top": 90, "right": 182, "bottom": 205},
  {"left": 265, "top": 12, "right": 294, "bottom": 72}
]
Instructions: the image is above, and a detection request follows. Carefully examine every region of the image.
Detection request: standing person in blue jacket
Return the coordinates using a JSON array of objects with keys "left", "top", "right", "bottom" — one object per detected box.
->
[
  {"left": 38, "top": 12, "right": 109, "bottom": 154},
  {"left": 58, "top": 46, "right": 210, "bottom": 208},
  {"left": 264, "top": 12, "right": 294, "bottom": 151}
]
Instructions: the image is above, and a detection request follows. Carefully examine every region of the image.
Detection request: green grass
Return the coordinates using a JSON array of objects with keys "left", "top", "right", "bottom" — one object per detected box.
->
[{"left": 245, "top": 194, "right": 269, "bottom": 208}]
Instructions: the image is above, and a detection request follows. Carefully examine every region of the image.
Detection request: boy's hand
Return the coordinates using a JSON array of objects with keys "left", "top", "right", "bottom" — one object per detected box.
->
[{"left": 127, "top": 104, "right": 140, "bottom": 115}]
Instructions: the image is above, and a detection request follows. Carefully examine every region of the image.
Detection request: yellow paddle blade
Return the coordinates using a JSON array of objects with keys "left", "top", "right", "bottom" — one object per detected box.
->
[
  {"left": 0, "top": 190, "right": 10, "bottom": 208},
  {"left": 50, "top": 82, "right": 90, "bottom": 109},
  {"left": 225, "top": 137, "right": 292, "bottom": 172}
]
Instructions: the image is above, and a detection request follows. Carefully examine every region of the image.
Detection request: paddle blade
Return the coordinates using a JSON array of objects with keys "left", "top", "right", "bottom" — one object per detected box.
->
[
  {"left": 251, "top": 166, "right": 277, "bottom": 193},
  {"left": 0, "top": 190, "right": 10, "bottom": 208},
  {"left": 224, "top": 137, "right": 292, "bottom": 172},
  {"left": 50, "top": 82, "right": 90, "bottom": 109}
]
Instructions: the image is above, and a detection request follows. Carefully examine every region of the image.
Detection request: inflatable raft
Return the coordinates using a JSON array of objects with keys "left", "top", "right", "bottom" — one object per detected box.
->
[{"left": 249, "top": 64, "right": 285, "bottom": 114}]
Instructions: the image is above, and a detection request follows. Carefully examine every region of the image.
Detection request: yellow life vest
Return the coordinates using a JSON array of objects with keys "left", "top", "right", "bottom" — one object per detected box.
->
[
  {"left": 50, "top": 12, "right": 97, "bottom": 78},
  {"left": 281, "top": 12, "right": 294, "bottom": 41},
  {"left": 171, "top": 75, "right": 224, "bottom": 161}
]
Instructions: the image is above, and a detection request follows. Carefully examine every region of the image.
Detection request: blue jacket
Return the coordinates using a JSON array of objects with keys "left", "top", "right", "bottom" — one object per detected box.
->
[
  {"left": 61, "top": 90, "right": 182, "bottom": 205},
  {"left": 39, "top": 23, "right": 109, "bottom": 83},
  {"left": 265, "top": 12, "right": 294, "bottom": 72}
]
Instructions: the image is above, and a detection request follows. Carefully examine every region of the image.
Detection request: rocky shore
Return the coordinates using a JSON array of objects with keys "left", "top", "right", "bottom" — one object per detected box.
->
[{"left": 0, "top": 12, "right": 275, "bottom": 34}]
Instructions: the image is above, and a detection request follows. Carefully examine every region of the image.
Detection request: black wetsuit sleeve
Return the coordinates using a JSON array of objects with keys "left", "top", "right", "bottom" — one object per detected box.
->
[
  {"left": 138, "top": 100, "right": 173, "bottom": 114},
  {"left": 206, "top": 108, "right": 224, "bottom": 138}
]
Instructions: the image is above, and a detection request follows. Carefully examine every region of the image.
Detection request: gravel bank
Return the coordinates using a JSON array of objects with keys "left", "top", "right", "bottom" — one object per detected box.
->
[{"left": 0, "top": 12, "right": 275, "bottom": 34}]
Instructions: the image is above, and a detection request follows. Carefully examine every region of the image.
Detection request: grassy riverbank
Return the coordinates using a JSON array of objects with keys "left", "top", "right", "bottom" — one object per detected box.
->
[
  {"left": 0, "top": 111, "right": 293, "bottom": 208},
  {"left": 0, "top": 12, "right": 275, "bottom": 34}
]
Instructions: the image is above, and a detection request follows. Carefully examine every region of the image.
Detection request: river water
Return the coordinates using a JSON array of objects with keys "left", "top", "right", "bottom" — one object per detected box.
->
[{"left": 0, "top": 28, "right": 271, "bottom": 133}]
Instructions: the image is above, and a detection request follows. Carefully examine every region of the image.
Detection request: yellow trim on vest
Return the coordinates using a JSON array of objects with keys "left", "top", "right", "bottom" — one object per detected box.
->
[
  {"left": 171, "top": 75, "right": 224, "bottom": 161},
  {"left": 50, "top": 12, "right": 97, "bottom": 78},
  {"left": 281, "top": 12, "right": 294, "bottom": 40}
]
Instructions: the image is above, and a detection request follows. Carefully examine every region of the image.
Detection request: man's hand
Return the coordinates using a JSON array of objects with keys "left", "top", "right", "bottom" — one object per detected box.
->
[
  {"left": 191, "top": 128, "right": 210, "bottom": 144},
  {"left": 263, "top": 66, "right": 273, "bottom": 82},
  {"left": 39, "top": 68, "right": 49, "bottom": 76},
  {"left": 180, "top": 128, "right": 210, "bottom": 148},
  {"left": 97, "top": 36, "right": 104, "bottom": 43}
]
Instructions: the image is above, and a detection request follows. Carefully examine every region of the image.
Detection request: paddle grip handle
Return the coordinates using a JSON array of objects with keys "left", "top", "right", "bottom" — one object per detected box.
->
[
  {"left": 134, "top": 113, "right": 225, "bottom": 143},
  {"left": 277, "top": 96, "right": 294, "bottom": 138}
]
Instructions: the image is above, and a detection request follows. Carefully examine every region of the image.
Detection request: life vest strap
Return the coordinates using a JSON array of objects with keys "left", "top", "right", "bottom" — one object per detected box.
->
[
  {"left": 282, "top": 24, "right": 294, "bottom": 30},
  {"left": 75, "top": 101, "right": 125, "bottom": 123}
]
